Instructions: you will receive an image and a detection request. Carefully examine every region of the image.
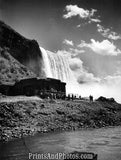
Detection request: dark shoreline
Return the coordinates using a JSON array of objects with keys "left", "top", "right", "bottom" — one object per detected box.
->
[
  {"left": 1, "top": 123, "right": 121, "bottom": 144},
  {"left": 0, "top": 97, "right": 121, "bottom": 142}
]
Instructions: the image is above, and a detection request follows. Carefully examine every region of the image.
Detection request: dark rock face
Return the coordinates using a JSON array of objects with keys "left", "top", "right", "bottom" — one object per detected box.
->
[
  {"left": 0, "top": 47, "right": 36, "bottom": 84},
  {"left": 0, "top": 20, "right": 43, "bottom": 77}
]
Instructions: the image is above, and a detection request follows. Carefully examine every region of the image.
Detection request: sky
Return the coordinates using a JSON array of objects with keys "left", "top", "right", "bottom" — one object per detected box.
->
[{"left": 1, "top": 0, "right": 121, "bottom": 102}]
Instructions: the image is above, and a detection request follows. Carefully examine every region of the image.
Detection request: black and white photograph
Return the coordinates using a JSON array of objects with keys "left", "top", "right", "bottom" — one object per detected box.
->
[{"left": 0, "top": 0, "right": 121, "bottom": 159}]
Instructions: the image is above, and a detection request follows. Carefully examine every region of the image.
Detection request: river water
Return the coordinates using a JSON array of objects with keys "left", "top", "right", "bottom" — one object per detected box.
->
[{"left": 0, "top": 126, "right": 121, "bottom": 160}]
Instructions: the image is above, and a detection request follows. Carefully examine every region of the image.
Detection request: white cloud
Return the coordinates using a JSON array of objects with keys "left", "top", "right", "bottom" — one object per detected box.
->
[
  {"left": 78, "top": 39, "right": 121, "bottom": 56},
  {"left": 63, "top": 5, "right": 91, "bottom": 19},
  {"left": 97, "top": 24, "right": 121, "bottom": 40},
  {"left": 76, "top": 19, "right": 100, "bottom": 28},
  {"left": 90, "top": 18, "right": 101, "bottom": 23},
  {"left": 63, "top": 39, "right": 74, "bottom": 46},
  {"left": 69, "top": 57, "right": 100, "bottom": 83},
  {"left": 69, "top": 48, "right": 85, "bottom": 56},
  {"left": 77, "top": 72, "right": 100, "bottom": 84},
  {"left": 90, "top": 9, "right": 97, "bottom": 16},
  {"left": 62, "top": 40, "right": 85, "bottom": 56},
  {"left": 63, "top": 5, "right": 101, "bottom": 23},
  {"left": 57, "top": 50, "right": 99, "bottom": 84},
  {"left": 69, "top": 57, "right": 83, "bottom": 70}
]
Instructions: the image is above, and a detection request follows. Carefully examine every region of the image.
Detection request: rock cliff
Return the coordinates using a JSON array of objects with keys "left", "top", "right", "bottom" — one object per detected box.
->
[
  {"left": 0, "top": 47, "right": 36, "bottom": 84},
  {"left": 0, "top": 20, "right": 43, "bottom": 77}
]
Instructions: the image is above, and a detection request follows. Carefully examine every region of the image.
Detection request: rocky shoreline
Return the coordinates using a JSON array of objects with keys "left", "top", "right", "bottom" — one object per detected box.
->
[{"left": 0, "top": 96, "right": 121, "bottom": 142}]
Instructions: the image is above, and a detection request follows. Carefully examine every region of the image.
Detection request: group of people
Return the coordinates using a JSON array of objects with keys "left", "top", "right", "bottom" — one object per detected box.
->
[
  {"left": 67, "top": 94, "right": 93, "bottom": 102},
  {"left": 38, "top": 91, "right": 93, "bottom": 102},
  {"left": 67, "top": 94, "right": 77, "bottom": 100}
]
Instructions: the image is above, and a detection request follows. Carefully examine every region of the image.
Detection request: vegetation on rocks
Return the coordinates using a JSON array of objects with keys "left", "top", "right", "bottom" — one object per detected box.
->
[{"left": 0, "top": 47, "right": 35, "bottom": 84}]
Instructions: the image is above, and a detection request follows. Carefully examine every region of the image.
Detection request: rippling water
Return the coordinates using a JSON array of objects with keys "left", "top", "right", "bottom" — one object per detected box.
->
[{"left": 0, "top": 126, "right": 121, "bottom": 160}]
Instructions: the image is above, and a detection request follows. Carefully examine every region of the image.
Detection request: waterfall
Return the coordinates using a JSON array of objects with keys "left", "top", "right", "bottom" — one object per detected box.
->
[
  {"left": 39, "top": 47, "right": 53, "bottom": 78},
  {"left": 40, "top": 47, "right": 74, "bottom": 83},
  {"left": 40, "top": 47, "right": 79, "bottom": 95}
]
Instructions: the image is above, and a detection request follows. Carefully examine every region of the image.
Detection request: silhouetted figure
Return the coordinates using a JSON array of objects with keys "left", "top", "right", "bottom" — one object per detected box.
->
[
  {"left": 79, "top": 95, "right": 81, "bottom": 99},
  {"left": 89, "top": 95, "right": 93, "bottom": 102},
  {"left": 72, "top": 94, "right": 74, "bottom": 101}
]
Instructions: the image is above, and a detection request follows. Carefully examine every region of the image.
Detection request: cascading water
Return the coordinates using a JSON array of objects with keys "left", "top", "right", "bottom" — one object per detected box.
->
[
  {"left": 40, "top": 47, "right": 79, "bottom": 95},
  {"left": 40, "top": 47, "right": 72, "bottom": 82}
]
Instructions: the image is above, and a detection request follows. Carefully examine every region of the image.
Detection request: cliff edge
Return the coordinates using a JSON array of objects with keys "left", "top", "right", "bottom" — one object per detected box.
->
[{"left": 0, "top": 20, "right": 43, "bottom": 77}]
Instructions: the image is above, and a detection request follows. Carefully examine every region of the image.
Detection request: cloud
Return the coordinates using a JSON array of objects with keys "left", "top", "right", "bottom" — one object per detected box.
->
[
  {"left": 62, "top": 40, "right": 85, "bottom": 57},
  {"left": 57, "top": 50, "right": 99, "bottom": 84},
  {"left": 57, "top": 48, "right": 99, "bottom": 84},
  {"left": 97, "top": 24, "right": 121, "bottom": 40},
  {"left": 90, "top": 18, "right": 101, "bottom": 23},
  {"left": 69, "top": 57, "right": 83, "bottom": 70},
  {"left": 63, "top": 5, "right": 101, "bottom": 23},
  {"left": 77, "top": 20, "right": 99, "bottom": 28},
  {"left": 69, "top": 48, "right": 85, "bottom": 57},
  {"left": 68, "top": 56, "right": 100, "bottom": 84},
  {"left": 77, "top": 72, "right": 100, "bottom": 84},
  {"left": 69, "top": 57, "right": 100, "bottom": 84},
  {"left": 78, "top": 39, "right": 121, "bottom": 56},
  {"left": 63, "top": 5, "right": 93, "bottom": 19},
  {"left": 63, "top": 39, "right": 74, "bottom": 46}
]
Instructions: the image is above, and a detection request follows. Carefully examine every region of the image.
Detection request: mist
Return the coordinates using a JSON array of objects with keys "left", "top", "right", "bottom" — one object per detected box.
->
[{"left": 56, "top": 50, "right": 121, "bottom": 103}]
